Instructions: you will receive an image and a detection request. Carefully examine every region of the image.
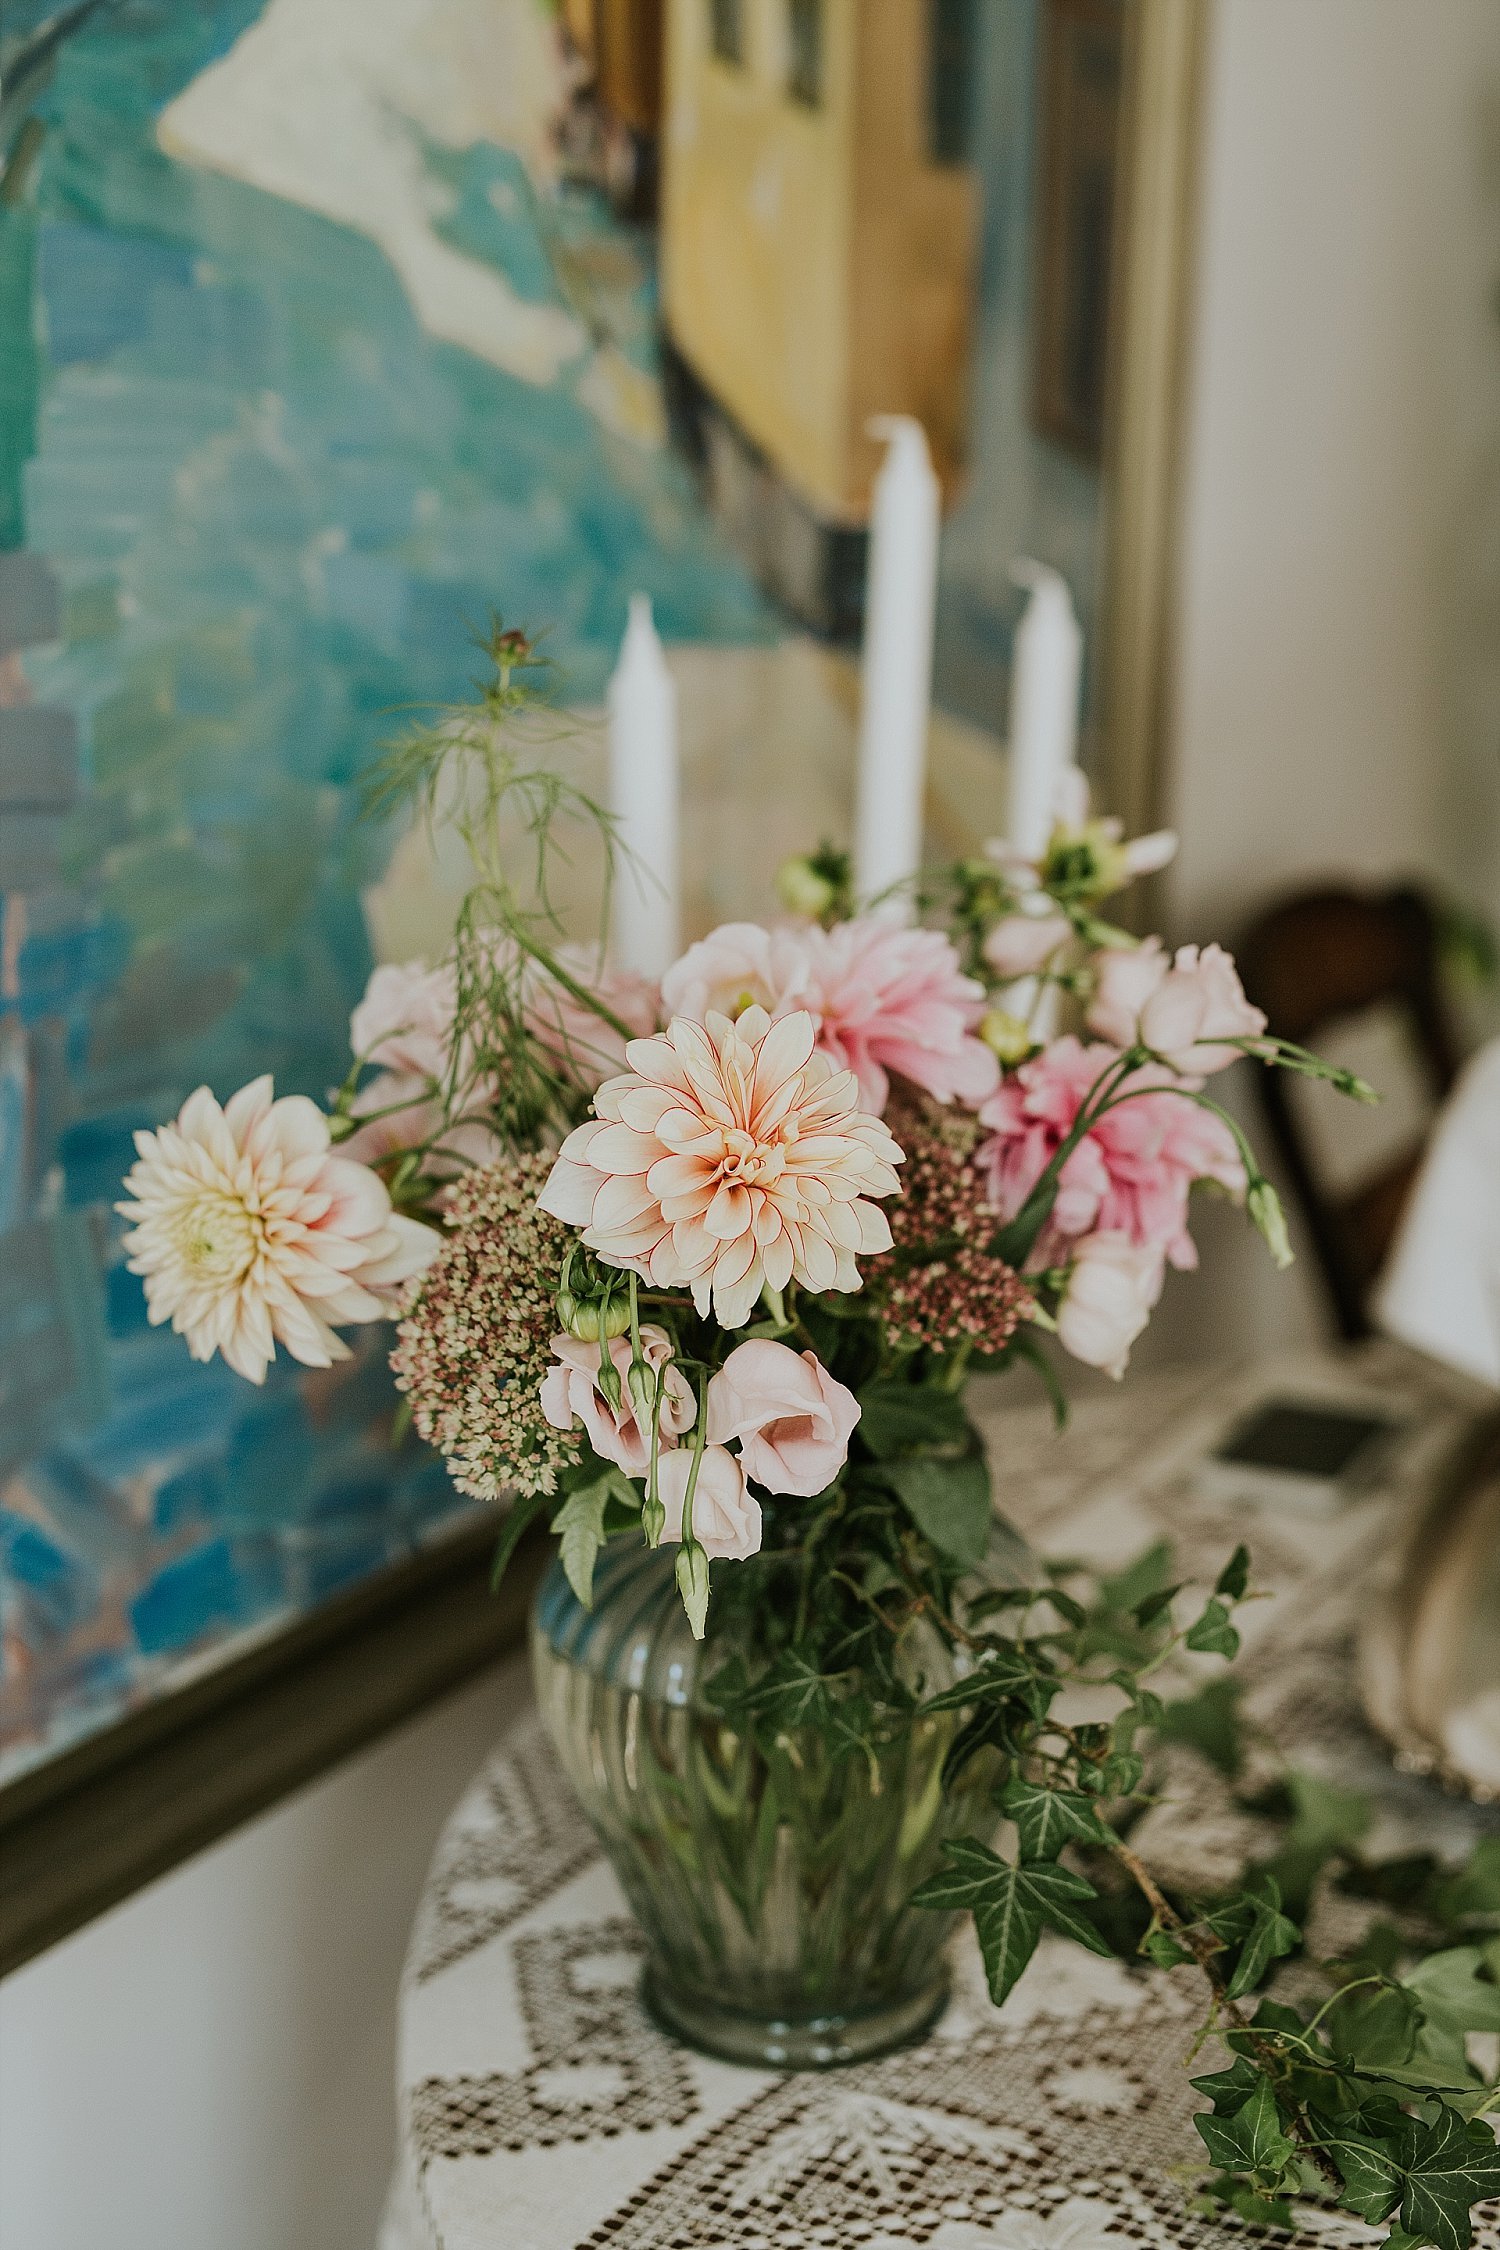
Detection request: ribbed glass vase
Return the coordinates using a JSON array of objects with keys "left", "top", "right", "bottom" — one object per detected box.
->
[{"left": 531, "top": 1539, "right": 994, "bottom": 2069}]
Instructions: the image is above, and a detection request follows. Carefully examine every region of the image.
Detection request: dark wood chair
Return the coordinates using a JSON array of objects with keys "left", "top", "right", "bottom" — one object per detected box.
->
[{"left": 1237, "top": 885, "right": 1462, "bottom": 1340}]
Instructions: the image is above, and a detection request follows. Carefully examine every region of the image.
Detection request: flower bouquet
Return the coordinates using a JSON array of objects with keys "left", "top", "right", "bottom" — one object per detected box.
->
[{"left": 119, "top": 635, "right": 1500, "bottom": 2243}]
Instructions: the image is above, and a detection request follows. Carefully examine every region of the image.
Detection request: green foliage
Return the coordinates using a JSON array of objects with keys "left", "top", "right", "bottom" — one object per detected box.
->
[
  {"left": 551, "top": 1465, "right": 639, "bottom": 1607},
  {"left": 912, "top": 1838, "right": 1113, "bottom": 2004}
]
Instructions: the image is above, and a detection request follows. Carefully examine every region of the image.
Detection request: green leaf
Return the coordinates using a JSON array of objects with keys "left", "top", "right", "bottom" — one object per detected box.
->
[
  {"left": 1432, "top": 1839, "right": 1500, "bottom": 1930},
  {"left": 1002, "top": 1780, "right": 1111, "bottom": 1860},
  {"left": 1142, "top": 1928, "right": 1194, "bottom": 1968},
  {"left": 551, "top": 1469, "right": 631, "bottom": 1607},
  {"left": 1326, "top": 1979, "right": 1424, "bottom": 2070},
  {"left": 489, "top": 1486, "right": 552, "bottom": 1592},
  {"left": 1401, "top": 1947, "right": 1500, "bottom": 2078},
  {"left": 911, "top": 1841, "right": 1112, "bottom": 2005},
  {"left": 1323, "top": 2130, "right": 1404, "bottom": 2225},
  {"left": 1002, "top": 1328, "right": 1069, "bottom": 1427},
  {"left": 1132, "top": 1583, "right": 1182, "bottom": 1629},
  {"left": 920, "top": 1645, "right": 1044, "bottom": 1715},
  {"left": 1100, "top": 1540, "right": 1176, "bottom": 1613},
  {"left": 1194, "top": 2077, "right": 1295, "bottom": 2181},
  {"left": 873, "top": 1450, "right": 993, "bottom": 1567},
  {"left": 1185, "top": 1597, "right": 1241, "bottom": 1659},
  {"left": 1396, "top": 2106, "right": 1500, "bottom": 2250},
  {"left": 1207, "top": 1878, "right": 1300, "bottom": 1999},
  {"left": 1156, "top": 1677, "right": 1243, "bottom": 1777},
  {"left": 856, "top": 1380, "right": 969, "bottom": 1459},
  {"left": 1215, "top": 1543, "right": 1251, "bottom": 1601}
]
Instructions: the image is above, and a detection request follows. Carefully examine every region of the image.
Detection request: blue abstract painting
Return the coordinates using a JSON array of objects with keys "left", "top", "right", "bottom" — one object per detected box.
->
[{"left": 0, "top": 0, "right": 1103, "bottom": 1780}]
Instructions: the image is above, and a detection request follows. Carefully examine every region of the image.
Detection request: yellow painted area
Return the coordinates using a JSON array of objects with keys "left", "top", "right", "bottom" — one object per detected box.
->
[{"left": 660, "top": 0, "right": 977, "bottom": 524}]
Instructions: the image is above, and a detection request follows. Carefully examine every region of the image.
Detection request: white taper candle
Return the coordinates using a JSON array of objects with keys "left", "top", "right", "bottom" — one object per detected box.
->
[
  {"left": 853, "top": 416, "right": 941, "bottom": 909},
  {"left": 1006, "top": 561, "right": 1082, "bottom": 860},
  {"left": 607, "top": 594, "right": 680, "bottom": 978}
]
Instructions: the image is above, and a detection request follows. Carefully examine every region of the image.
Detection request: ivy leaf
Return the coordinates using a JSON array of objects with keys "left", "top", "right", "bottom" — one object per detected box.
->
[
  {"left": 911, "top": 1840, "right": 1112, "bottom": 2005},
  {"left": 1207, "top": 1877, "right": 1300, "bottom": 1999},
  {"left": 920, "top": 1645, "right": 1046, "bottom": 1716},
  {"left": 551, "top": 1467, "right": 633, "bottom": 1607},
  {"left": 1323, "top": 2129, "right": 1404, "bottom": 2225},
  {"left": 1185, "top": 1597, "right": 1241, "bottom": 1659},
  {"left": 1156, "top": 1677, "right": 1244, "bottom": 1778},
  {"left": 869, "top": 1449, "right": 992, "bottom": 1567},
  {"left": 1143, "top": 1928, "right": 1194, "bottom": 1968},
  {"left": 1132, "top": 1583, "right": 1183, "bottom": 1629},
  {"left": 1326, "top": 1978, "right": 1424, "bottom": 2071},
  {"left": 1194, "top": 2077, "right": 1295, "bottom": 2181},
  {"left": 1215, "top": 1543, "right": 1252, "bottom": 1601},
  {"left": 1001, "top": 1779, "right": 1112, "bottom": 1860},
  {"left": 1394, "top": 2106, "right": 1500, "bottom": 2250},
  {"left": 1100, "top": 1540, "right": 1176, "bottom": 1614},
  {"left": 1432, "top": 1838, "right": 1500, "bottom": 1931}
]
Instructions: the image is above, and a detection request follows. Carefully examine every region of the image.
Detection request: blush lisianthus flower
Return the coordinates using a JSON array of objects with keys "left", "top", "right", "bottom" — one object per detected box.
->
[
  {"left": 662, "top": 915, "right": 997, "bottom": 1114},
  {"left": 117, "top": 1077, "right": 438, "bottom": 1384},
  {"left": 1055, "top": 1232, "right": 1163, "bottom": 1379},
  {"left": 706, "top": 1340, "right": 860, "bottom": 1497},
  {"left": 1088, "top": 940, "right": 1267, "bottom": 1075},
  {"left": 976, "top": 1037, "right": 1244, "bottom": 1273},
  {"left": 655, "top": 1445, "right": 763, "bottom": 1560},
  {"left": 539, "top": 1324, "right": 695, "bottom": 1476},
  {"left": 537, "top": 1007, "right": 904, "bottom": 1328}
]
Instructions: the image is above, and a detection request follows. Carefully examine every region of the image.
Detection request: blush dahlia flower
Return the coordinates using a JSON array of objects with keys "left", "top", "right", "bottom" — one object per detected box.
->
[
  {"left": 117, "top": 1077, "right": 438, "bottom": 1384},
  {"left": 537, "top": 1007, "right": 904, "bottom": 1328},
  {"left": 661, "top": 915, "right": 997, "bottom": 1115}
]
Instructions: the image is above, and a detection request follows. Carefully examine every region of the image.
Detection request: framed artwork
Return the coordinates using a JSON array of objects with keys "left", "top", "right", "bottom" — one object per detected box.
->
[{"left": 0, "top": 0, "right": 1202, "bottom": 1960}]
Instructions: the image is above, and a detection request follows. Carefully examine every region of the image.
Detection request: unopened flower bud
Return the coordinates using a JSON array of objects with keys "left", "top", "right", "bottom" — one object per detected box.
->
[
  {"left": 627, "top": 1359, "right": 657, "bottom": 1419},
  {"left": 979, "top": 1009, "right": 1035, "bottom": 1066},
  {"left": 675, "top": 1542, "right": 711, "bottom": 1639},
  {"left": 642, "top": 1492, "right": 666, "bottom": 1547},
  {"left": 1247, "top": 1177, "right": 1294, "bottom": 1270},
  {"left": 559, "top": 1292, "right": 631, "bottom": 1343},
  {"left": 776, "top": 855, "right": 837, "bottom": 921}
]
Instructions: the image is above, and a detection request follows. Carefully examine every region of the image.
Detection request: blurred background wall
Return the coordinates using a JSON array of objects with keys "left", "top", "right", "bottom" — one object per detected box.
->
[{"left": 1148, "top": 0, "right": 1500, "bottom": 1364}]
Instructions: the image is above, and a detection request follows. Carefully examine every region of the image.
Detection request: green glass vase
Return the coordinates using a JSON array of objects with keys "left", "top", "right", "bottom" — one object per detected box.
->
[{"left": 530, "top": 1538, "right": 994, "bottom": 2069}]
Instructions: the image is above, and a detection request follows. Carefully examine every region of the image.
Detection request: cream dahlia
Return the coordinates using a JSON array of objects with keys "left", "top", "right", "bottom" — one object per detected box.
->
[
  {"left": 117, "top": 1077, "right": 438, "bottom": 1383},
  {"left": 537, "top": 1007, "right": 904, "bottom": 1328}
]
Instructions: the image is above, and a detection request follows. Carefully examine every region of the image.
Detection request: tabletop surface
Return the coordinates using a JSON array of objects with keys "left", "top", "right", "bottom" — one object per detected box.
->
[{"left": 386, "top": 1346, "right": 1500, "bottom": 2250}]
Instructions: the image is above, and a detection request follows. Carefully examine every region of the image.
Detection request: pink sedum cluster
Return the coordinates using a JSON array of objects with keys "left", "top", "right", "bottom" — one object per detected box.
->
[{"left": 661, "top": 914, "right": 998, "bottom": 1115}]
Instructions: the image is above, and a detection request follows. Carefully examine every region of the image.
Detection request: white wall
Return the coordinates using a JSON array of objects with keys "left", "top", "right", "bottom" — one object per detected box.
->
[
  {"left": 1147, "top": 0, "right": 1500, "bottom": 1360},
  {"left": 0, "top": 1656, "right": 531, "bottom": 2250}
]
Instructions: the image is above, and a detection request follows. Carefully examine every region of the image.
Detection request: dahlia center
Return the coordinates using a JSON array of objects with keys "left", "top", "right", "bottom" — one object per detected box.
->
[
  {"left": 718, "top": 1127, "right": 786, "bottom": 1188},
  {"left": 179, "top": 1191, "right": 259, "bottom": 1283}
]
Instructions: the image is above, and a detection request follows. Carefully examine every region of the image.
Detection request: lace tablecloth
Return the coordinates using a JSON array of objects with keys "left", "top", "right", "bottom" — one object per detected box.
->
[{"left": 384, "top": 1347, "right": 1500, "bottom": 2250}]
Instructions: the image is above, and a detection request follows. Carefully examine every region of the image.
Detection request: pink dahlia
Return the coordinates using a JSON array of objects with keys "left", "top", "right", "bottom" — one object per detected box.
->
[
  {"left": 662, "top": 915, "right": 998, "bottom": 1115},
  {"left": 976, "top": 1036, "right": 1244, "bottom": 1273},
  {"left": 537, "top": 1007, "right": 904, "bottom": 1328},
  {"left": 118, "top": 1077, "right": 438, "bottom": 1383}
]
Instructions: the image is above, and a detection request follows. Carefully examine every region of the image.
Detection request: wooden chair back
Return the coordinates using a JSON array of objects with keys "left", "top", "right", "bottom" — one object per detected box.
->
[{"left": 1237, "top": 886, "right": 1461, "bottom": 1339}]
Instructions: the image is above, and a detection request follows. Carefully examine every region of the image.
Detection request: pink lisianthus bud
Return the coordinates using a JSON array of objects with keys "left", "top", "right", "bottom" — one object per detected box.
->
[
  {"left": 706, "top": 1340, "right": 860, "bottom": 1497},
  {"left": 982, "top": 909, "right": 1072, "bottom": 982},
  {"left": 1138, "top": 944, "right": 1267, "bottom": 1075},
  {"left": 1055, "top": 1232, "right": 1164, "bottom": 1379},
  {"left": 538, "top": 1323, "right": 695, "bottom": 1476},
  {"left": 656, "top": 1445, "right": 763, "bottom": 1560},
  {"left": 1086, "top": 939, "right": 1169, "bottom": 1047}
]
